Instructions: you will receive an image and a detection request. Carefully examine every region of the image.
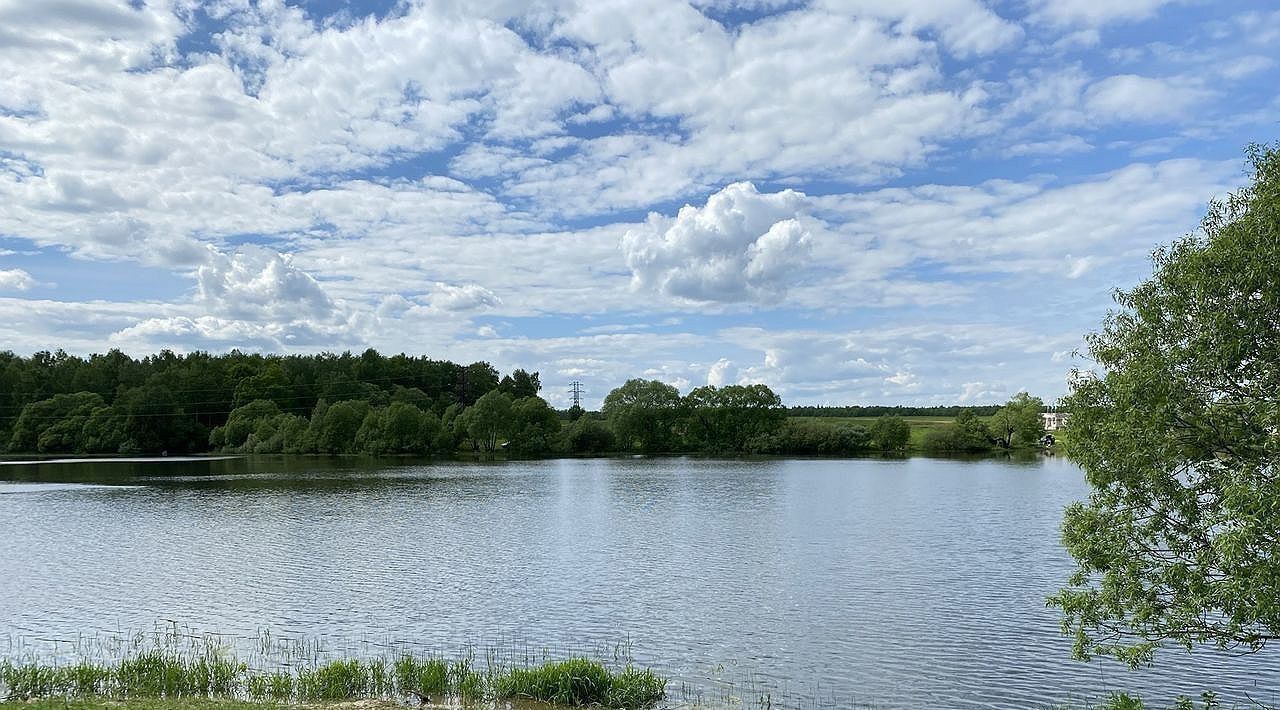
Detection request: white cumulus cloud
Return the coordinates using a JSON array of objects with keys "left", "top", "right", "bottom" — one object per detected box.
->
[
  {"left": 706, "top": 358, "right": 736, "bottom": 386},
  {"left": 426, "top": 282, "right": 501, "bottom": 312},
  {"left": 195, "top": 245, "right": 340, "bottom": 323},
  {"left": 623, "top": 182, "right": 815, "bottom": 304},
  {"left": 0, "top": 268, "right": 37, "bottom": 291}
]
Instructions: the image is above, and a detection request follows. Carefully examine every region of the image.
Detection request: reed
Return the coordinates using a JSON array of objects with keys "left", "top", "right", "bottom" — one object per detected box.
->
[
  {"left": 0, "top": 700, "right": 313, "bottom": 710},
  {"left": 393, "top": 654, "right": 449, "bottom": 697},
  {"left": 296, "top": 659, "right": 366, "bottom": 700},
  {"left": 606, "top": 666, "right": 668, "bottom": 709},
  {"left": 1, "top": 646, "right": 666, "bottom": 709},
  {"left": 244, "top": 670, "right": 292, "bottom": 702},
  {"left": 490, "top": 657, "right": 665, "bottom": 709}
]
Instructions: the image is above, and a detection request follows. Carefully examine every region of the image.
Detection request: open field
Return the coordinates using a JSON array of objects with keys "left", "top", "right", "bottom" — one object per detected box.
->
[{"left": 788, "top": 415, "right": 968, "bottom": 450}]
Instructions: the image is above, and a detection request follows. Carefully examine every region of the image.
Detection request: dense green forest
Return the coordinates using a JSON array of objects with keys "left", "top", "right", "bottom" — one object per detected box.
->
[
  {"left": 0, "top": 349, "right": 1043, "bottom": 457},
  {"left": 0, "top": 349, "right": 519, "bottom": 455}
]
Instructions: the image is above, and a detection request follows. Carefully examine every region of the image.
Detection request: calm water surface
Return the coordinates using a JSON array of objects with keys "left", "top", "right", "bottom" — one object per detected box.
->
[{"left": 1, "top": 455, "right": 1276, "bottom": 708}]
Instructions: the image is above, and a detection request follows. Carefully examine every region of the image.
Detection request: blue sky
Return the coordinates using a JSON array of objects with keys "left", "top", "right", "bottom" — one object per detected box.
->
[{"left": 0, "top": 0, "right": 1276, "bottom": 407}]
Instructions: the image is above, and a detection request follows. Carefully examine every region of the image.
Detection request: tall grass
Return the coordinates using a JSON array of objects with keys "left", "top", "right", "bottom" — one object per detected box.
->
[
  {"left": 493, "top": 657, "right": 665, "bottom": 709},
  {"left": 2, "top": 624, "right": 866, "bottom": 709},
  {"left": 1, "top": 648, "right": 666, "bottom": 708}
]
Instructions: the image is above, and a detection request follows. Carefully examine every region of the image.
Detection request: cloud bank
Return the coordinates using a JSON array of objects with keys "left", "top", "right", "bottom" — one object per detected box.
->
[{"left": 0, "top": 0, "right": 1272, "bottom": 407}]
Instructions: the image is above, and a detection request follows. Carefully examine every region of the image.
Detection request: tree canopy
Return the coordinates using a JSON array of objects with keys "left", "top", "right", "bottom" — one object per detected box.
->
[
  {"left": 986, "top": 392, "right": 1045, "bottom": 449},
  {"left": 499, "top": 369, "right": 542, "bottom": 399},
  {"left": 601, "top": 379, "right": 684, "bottom": 453},
  {"left": 458, "top": 390, "right": 513, "bottom": 453},
  {"left": 0, "top": 344, "right": 1041, "bottom": 459},
  {"left": 0, "top": 349, "right": 521, "bottom": 455},
  {"left": 683, "top": 384, "right": 786, "bottom": 452},
  {"left": 1049, "top": 143, "right": 1280, "bottom": 668},
  {"left": 868, "top": 415, "right": 911, "bottom": 452}
]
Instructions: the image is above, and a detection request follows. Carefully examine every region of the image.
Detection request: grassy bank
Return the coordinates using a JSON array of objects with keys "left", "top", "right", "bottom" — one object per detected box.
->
[
  {"left": 0, "top": 700, "right": 400, "bottom": 710},
  {"left": 0, "top": 653, "right": 665, "bottom": 709}
]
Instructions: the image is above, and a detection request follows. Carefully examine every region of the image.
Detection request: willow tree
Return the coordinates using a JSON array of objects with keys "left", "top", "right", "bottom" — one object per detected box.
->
[
  {"left": 1049, "top": 144, "right": 1280, "bottom": 668},
  {"left": 602, "top": 379, "right": 683, "bottom": 452}
]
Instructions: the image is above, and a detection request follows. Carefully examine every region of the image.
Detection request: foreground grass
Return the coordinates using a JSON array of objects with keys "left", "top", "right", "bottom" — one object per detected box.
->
[
  {"left": 0, "top": 700, "right": 371, "bottom": 709},
  {"left": 0, "top": 653, "right": 665, "bottom": 709}
]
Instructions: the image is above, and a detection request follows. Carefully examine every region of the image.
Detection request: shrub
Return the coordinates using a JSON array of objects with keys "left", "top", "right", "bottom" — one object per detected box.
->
[
  {"left": 561, "top": 417, "right": 616, "bottom": 453},
  {"left": 751, "top": 419, "right": 871, "bottom": 455}
]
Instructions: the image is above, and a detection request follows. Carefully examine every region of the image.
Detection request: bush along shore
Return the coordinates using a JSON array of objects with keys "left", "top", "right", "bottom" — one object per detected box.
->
[{"left": 0, "top": 652, "right": 666, "bottom": 709}]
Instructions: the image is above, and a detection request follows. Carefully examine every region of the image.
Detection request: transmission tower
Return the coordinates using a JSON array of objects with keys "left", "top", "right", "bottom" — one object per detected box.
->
[{"left": 568, "top": 381, "right": 584, "bottom": 409}]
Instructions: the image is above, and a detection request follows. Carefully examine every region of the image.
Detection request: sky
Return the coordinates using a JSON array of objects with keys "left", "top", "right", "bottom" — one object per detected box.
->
[{"left": 0, "top": 0, "right": 1276, "bottom": 409}]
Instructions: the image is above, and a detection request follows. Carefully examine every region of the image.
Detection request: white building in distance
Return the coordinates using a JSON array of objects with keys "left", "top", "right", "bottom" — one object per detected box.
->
[{"left": 1042, "top": 412, "right": 1071, "bottom": 431}]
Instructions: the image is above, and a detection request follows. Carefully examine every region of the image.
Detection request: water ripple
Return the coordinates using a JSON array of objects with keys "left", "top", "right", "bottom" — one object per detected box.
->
[{"left": 0, "top": 455, "right": 1276, "bottom": 708}]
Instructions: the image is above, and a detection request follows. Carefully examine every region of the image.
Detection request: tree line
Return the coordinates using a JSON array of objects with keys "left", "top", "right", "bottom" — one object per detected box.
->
[
  {"left": 787, "top": 404, "right": 1003, "bottom": 418},
  {"left": 0, "top": 349, "right": 922, "bottom": 456},
  {"left": 0, "top": 349, "right": 532, "bottom": 455},
  {"left": 0, "top": 347, "right": 1052, "bottom": 457},
  {"left": 597, "top": 379, "right": 911, "bottom": 455}
]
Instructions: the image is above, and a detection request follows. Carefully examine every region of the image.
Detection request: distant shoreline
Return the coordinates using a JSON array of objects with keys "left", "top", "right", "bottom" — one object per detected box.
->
[
  {"left": 0, "top": 449, "right": 1050, "bottom": 465},
  {"left": 0, "top": 455, "right": 243, "bottom": 466}
]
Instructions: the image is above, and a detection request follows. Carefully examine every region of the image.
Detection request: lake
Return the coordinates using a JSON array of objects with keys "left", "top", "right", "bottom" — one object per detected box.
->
[{"left": 1, "top": 455, "right": 1276, "bottom": 708}]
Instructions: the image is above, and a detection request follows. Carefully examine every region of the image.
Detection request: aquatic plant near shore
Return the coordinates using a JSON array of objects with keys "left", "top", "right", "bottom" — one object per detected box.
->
[
  {"left": 492, "top": 657, "right": 664, "bottom": 708},
  {"left": 244, "top": 670, "right": 292, "bottom": 702},
  {"left": 0, "top": 651, "right": 666, "bottom": 709},
  {"left": 393, "top": 654, "right": 449, "bottom": 697}
]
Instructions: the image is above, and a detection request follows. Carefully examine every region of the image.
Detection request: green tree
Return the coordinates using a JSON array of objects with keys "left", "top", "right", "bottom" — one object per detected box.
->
[
  {"left": 435, "top": 402, "right": 466, "bottom": 453},
  {"left": 868, "top": 415, "right": 911, "bottom": 452},
  {"left": 211, "top": 399, "right": 281, "bottom": 451},
  {"left": 987, "top": 392, "right": 1046, "bottom": 448},
  {"left": 457, "top": 389, "right": 513, "bottom": 452},
  {"left": 457, "top": 362, "right": 500, "bottom": 406},
  {"left": 560, "top": 417, "right": 615, "bottom": 453},
  {"left": 1049, "top": 143, "right": 1280, "bottom": 668},
  {"left": 389, "top": 385, "right": 434, "bottom": 412},
  {"left": 232, "top": 361, "right": 291, "bottom": 408},
  {"left": 81, "top": 406, "right": 127, "bottom": 453},
  {"left": 355, "top": 402, "right": 438, "bottom": 455},
  {"left": 7, "top": 392, "right": 105, "bottom": 452},
  {"left": 115, "top": 383, "right": 205, "bottom": 453},
  {"left": 310, "top": 400, "right": 370, "bottom": 454},
  {"left": 498, "top": 369, "right": 541, "bottom": 399},
  {"left": 683, "top": 384, "right": 786, "bottom": 452},
  {"left": 506, "top": 396, "right": 561, "bottom": 454},
  {"left": 601, "top": 379, "right": 683, "bottom": 452},
  {"left": 249, "top": 413, "right": 310, "bottom": 454}
]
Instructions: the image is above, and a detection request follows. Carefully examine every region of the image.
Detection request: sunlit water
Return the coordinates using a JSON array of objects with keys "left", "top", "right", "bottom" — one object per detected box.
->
[{"left": 1, "top": 455, "right": 1276, "bottom": 708}]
